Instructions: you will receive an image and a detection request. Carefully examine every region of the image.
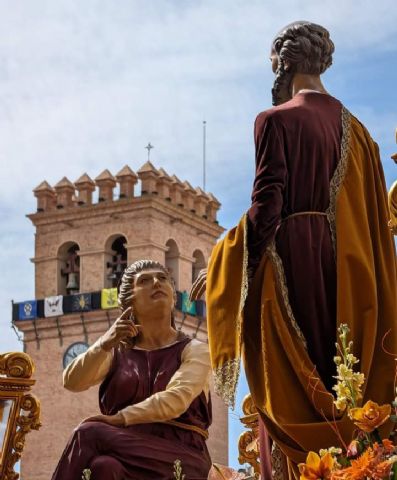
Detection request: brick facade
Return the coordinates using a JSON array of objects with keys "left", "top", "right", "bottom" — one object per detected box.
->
[{"left": 15, "top": 163, "right": 228, "bottom": 479}]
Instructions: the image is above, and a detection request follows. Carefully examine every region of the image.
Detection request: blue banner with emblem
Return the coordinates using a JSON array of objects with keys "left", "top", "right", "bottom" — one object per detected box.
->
[
  {"left": 71, "top": 293, "right": 92, "bottom": 312},
  {"left": 18, "top": 300, "right": 37, "bottom": 320}
]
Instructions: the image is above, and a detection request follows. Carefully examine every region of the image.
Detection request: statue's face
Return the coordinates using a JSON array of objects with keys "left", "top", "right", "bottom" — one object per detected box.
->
[
  {"left": 270, "top": 46, "right": 278, "bottom": 74},
  {"left": 132, "top": 268, "right": 175, "bottom": 320}
]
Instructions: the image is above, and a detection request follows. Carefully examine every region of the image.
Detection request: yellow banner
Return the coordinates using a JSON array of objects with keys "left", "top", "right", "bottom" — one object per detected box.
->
[{"left": 101, "top": 288, "right": 118, "bottom": 310}]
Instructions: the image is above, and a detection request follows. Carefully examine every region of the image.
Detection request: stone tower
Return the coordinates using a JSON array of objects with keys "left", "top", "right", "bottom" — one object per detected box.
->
[{"left": 14, "top": 162, "right": 227, "bottom": 480}]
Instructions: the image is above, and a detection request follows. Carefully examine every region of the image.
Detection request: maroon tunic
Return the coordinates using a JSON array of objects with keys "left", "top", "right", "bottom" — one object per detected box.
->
[
  {"left": 247, "top": 92, "right": 343, "bottom": 476},
  {"left": 51, "top": 337, "right": 212, "bottom": 480}
]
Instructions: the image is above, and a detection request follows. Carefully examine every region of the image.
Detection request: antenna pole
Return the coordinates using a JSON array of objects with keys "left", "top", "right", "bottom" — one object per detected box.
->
[{"left": 203, "top": 121, "right": 206, "bottom": 191}]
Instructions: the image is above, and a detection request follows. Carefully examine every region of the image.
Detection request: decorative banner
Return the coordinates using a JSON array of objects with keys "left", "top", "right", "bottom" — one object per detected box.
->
[
  {"left": 44, "top": 295, "right": 63, "bottom": 317},
  {"left": 18, "top": 300, "right": 37, "bottom": 320},
  {"left": 101, "top": 288, "right": 118, "bottom": 310},
  {"left": 181, "top": 291, "right": 196, "bottom": 316},
  {"left": 196, "top": 300, "right": 206, "bottom": 318},
  {"left": 71, "top": 293, "right": 92, "bottom": 312},
  {"left": 175, "top": 291, "right": 183, "bottom": 311}
]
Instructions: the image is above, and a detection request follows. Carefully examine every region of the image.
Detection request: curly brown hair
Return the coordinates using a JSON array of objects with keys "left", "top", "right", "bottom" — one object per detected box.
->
[
  {"left": 118, "top": 259, "right": 176, "bottom": 328},
  {"left": 271, "top": 21, "right": 335, "bottom": 106}
]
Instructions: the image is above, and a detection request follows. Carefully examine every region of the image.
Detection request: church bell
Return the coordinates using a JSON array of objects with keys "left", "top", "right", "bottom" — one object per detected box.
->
[{"left": 66, "top": 272, "right": 79, "bottom": 292}]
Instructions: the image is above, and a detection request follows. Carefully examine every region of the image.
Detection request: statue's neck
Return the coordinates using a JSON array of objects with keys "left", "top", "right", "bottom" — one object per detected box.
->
[{"left": 291, "top": 73, "right": 328, "bottom": 97}]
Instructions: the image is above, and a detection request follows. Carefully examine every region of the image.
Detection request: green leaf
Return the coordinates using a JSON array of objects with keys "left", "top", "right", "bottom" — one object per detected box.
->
[{"left": 390, "top": 415, "right": 397, "bottom": 423}]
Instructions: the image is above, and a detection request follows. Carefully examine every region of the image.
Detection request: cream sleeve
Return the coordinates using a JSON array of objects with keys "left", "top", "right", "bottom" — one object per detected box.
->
[
  {"left": 63, "top": 337, "right": 113, "bottom": 392},
  {"left": 119, "top": 339, "right": 211, "bottom": 426}
]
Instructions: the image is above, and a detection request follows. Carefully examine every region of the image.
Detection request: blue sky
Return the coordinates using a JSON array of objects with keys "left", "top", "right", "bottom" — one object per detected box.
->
[{"left": 0, "top": 0, "right": 396, "bottom": 471}]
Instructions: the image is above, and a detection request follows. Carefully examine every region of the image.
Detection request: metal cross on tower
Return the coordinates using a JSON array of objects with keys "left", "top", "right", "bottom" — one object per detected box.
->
[{"left": 145, "top": 142, "right": 154, "bottom": 161}]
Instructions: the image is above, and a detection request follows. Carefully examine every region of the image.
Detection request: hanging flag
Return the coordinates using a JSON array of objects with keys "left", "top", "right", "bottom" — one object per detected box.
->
[
  {"left": 44, "top": 295, "right": 63, "bottom": 317},
  {"left": 18, "top": 300, "right": 37, "bottom": 320},
  {"left": 181, "top": 291, "right": 196, "bottom": 316},
  {"left": 71, "top": 293, "right": 92, "bottom": 312},
  {"left": 101, "top": 288, "right": 118, "bottom": 309},
  {"left": 175, "top": 291, "right": 183, "bottom": 311},
  {"left": 196, "top": 300, "right": 206, "bottom": 318}
]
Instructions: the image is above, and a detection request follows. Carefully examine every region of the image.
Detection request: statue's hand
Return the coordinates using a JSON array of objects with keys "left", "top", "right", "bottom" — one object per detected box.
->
[
  {"left": 189, "top": 268, "right": 207, "bottom": 301},
  {"left": 81, "top": 413, "right": 125, "bottom": 427},
  {"left": 100, "top": 306, "right": 140, "bottom": 351}
]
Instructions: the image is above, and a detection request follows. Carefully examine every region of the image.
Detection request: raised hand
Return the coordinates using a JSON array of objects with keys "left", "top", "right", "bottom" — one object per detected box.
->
[
  {"left": 189, "top": 268, "right": 207, "bottom": 301},
  {"left": 99, "top": 306, "right": 140, "bottom": 352}
]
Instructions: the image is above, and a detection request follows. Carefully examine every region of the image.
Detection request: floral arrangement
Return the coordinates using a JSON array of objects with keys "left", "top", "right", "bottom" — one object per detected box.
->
[{"left": 299, "top": 324, "right": 397, "bottom": 480}]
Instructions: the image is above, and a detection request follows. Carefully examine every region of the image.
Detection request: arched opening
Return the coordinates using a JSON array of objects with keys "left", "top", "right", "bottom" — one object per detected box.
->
[
  {"left": 105, "top": 235, "right": 128, "bottom": 288},
  {"left": 165, "top": 239, "right": 179, "bottom": 289},
  {"left": 192, "top": 249, "right": 206, "bottom": 283},
  {"left": 58, "top": 242, "right": 80, "bottom": 295}
]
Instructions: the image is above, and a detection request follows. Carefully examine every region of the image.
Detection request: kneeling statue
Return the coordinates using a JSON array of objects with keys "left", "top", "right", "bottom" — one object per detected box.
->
[{"left": 51, "top": 259, "right": 212, "bottom": 480}]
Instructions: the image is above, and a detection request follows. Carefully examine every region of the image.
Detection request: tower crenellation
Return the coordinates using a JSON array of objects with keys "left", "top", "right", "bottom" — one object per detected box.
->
[
  {"left": 33, "top": 181, "right": 56, "bottom": 212},
  {"left": 54, "top": 177, "right": 75, "bottom": 209},
  {"left": 182, "top": 180, "right": 197, "bottom": 213},
  {"left": 33, "top": 163, "right": 221, "bottom": 224},
  {"left": 157, "top": 167, "right": 173, "bottom": 201},
  {"left": 95, "top": 169, "right": 117, "bottom": 202},
  {"left": 74, "top": 173, "right": 96, "bottom": 206},
  {"left": 206, "top": 192, "right": 221, "bottom": 223},
  {"left": 170, "top": 174, "right": 185, "bottom": 207},
  {"left": 137, "top": 161, "right": 159, "bottom": 196},
  {"left": 115, "top": 165, "right": 138, "bottom": 199}
]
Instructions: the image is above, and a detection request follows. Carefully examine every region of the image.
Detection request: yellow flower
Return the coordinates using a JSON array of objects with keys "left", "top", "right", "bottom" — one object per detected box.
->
[
  {"left": 299, "top": 452, "right": 334, "bottom": 480},
  {"left": 349, "top": 400, "right": 391, "bottom": 433}
]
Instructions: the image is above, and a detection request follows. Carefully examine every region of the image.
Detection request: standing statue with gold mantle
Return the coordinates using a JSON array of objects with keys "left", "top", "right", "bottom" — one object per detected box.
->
[
  {"left": 0, "top": 352, "right": 41, "bottom": 480},
  {"left": 191, "top": 21, "right": 397, "bottom": 479}
]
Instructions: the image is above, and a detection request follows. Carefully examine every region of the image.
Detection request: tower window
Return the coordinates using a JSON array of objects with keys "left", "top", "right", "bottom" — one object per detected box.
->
[
  {"left": 58, "top": 243, "right": 80, "bottom": 295},
  {"left": 106, "top": 236, "right": 127, "bottom": 288}
]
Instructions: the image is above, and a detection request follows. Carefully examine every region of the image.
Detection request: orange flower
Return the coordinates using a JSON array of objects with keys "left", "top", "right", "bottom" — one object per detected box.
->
[
  {"left": 349, "top": 401, "right": 391, "bottom": 433},
  {"left": 372, "top": 460, "right": 393, "bottom": 480},
  {"left": 381, "top": 438, "right": 395, "bottom": 453},
  {"left": 331, "top": 449, "right": 375, "bottom": 480},
  {"left": 299, "top": 452, "right": 334, "bottom": 480}
]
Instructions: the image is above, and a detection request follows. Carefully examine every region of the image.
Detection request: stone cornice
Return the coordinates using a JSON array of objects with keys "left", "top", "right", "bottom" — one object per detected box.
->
[
  {"left": 27, "top": 196, "right": 224, "bottom": 239},
  {"left": 124, "top": 241, "right": 168, "bottom": 252}
]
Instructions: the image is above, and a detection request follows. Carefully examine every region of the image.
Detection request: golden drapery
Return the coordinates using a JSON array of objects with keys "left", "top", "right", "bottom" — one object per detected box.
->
[{"left": 206, "top": 110, "right": 397, "bottom": 478}]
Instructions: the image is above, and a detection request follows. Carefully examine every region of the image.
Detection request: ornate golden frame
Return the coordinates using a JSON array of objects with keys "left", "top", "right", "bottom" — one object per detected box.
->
[
  {"left": 238, "top": 394, "right": 260, "bottom": 478},
  {"left": 0, "top": 352, "right": 41, "bottom": 480}
]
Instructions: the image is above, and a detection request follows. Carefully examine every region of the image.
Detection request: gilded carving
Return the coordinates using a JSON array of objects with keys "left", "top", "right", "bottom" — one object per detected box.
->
[
  {"left": 0, "top": 353, "right": 41, "bottom": 480},
  {"left": 0, "top": 352, "right": 34, "bottom": 379},
  {"left": 238, "top": 394, "right": 260, "bottom": 478}
]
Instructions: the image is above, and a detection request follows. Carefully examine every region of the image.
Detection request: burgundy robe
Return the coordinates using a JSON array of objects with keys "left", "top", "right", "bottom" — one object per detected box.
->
[
  {"left": 51, "top": 337, "right": 212, "bottom": 480},
  {"left": 247, "top": 92, "right": 343, "bottom": 477}
]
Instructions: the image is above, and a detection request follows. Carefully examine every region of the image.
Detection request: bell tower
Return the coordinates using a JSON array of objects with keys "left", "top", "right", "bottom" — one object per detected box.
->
[{"left": 14, "top": 161, "right": 227, "bottom": 480}]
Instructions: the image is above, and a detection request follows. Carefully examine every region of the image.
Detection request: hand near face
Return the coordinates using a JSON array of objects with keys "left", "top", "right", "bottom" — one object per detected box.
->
[
  {"left": 100, "top": 306, "right": 140, "bottom": 352},
  {"left": 189, "top": 268, "right": 207, "bottom": 301}
]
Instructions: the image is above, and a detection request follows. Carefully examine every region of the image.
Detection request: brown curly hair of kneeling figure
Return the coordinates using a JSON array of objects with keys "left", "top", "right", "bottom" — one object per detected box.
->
[
  {"left": 271, "top": 21, "right": 335, "bottom": 106},
  {"left": 117, "top": 260, "right": 177, "bottom": 343}
]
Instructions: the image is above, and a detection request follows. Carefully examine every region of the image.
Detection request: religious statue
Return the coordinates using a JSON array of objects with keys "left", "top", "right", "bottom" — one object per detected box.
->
[
  {"left": 51, "top": 260, "right": 212, "bottom": 480},
  {"left": 192, "top": 21, "right": 397, "bottom": 479}
]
